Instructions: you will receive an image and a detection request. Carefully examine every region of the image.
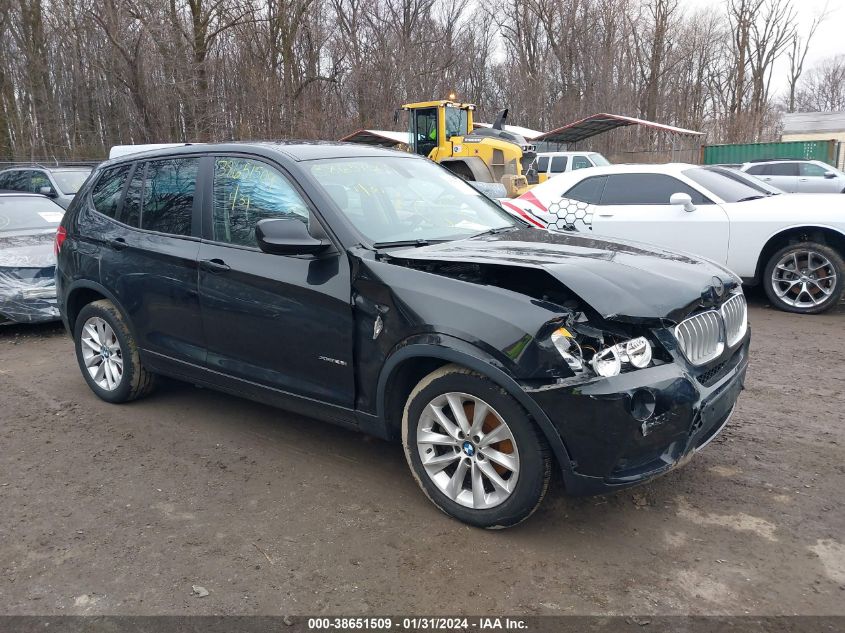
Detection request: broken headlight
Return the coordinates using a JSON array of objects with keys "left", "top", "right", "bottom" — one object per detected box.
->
[{"left": 551, "top": 327, "right": 653, "bottom": 377}]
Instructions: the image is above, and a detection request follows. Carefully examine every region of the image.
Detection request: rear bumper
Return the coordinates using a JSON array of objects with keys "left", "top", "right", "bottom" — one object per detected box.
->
[
  {"left": 0, "top": 295, "right": 60, "bottom": 324},
  {"left": 526, "top": 337, "right": 749, "bottom": 496}
]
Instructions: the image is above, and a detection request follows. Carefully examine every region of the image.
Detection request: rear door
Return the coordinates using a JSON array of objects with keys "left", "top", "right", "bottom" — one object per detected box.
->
[
  {"left": 587, "top": 173, "right": 730, "bottom": 263},
  {"left": 94, "top": 157, "right": 206, "bottom": 367},
  {"left": 197, "top": 154, "right": 355, "bottom": 407},
  {"left": 764, "top": 162, "right": 799, "bottom": 192}
]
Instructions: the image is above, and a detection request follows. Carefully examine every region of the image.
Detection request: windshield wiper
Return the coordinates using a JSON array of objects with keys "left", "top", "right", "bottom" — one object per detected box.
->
[
  {"left": 469, "top": 226, "right": 521, "bottom": 238},
  {"left": 373, "top": 238, "right": 445, "bottom": 248},
  {"left": 737, "top": 195, "right": 765, "bottom": 202}
]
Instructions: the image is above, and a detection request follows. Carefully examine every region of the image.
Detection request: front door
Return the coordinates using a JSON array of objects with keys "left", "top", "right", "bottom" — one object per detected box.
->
[
  {"left": 411, "top": 108, "right": 439, "bottom": 158},
  {"left": 197, "top": 155, "right": 355, "bottom": 407},
  {"left": 588, "top": 173, "right": 731, "bottom": 264},
  {"left": 798, "top": 162, "right": 841, "bottom": 193}
]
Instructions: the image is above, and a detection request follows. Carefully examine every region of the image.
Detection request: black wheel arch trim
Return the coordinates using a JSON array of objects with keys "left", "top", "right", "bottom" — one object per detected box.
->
[
  {"left": 376, "top": 335, "right": 578, "bottom": 484},
  {"left": 62, "top": 279, "right": 137, "bottom": 340}
]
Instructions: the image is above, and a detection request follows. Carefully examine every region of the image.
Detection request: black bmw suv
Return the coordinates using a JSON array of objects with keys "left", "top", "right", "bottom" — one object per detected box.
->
[{"left": 56, "top": 142, "right": 749, "bottom": 528}]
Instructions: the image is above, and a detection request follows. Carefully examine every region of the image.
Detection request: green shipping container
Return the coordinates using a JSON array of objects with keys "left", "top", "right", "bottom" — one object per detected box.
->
[{"left": 702, "top": 140, "right": 838, "bottom": 165}]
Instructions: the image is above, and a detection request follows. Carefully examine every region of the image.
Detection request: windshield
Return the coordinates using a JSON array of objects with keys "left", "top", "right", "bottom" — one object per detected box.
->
[
  {"left": 0, "top": 197, "right": 63, "bottom": 232},
  {"left": 706, "top": 166, "right": 782, "bottom": 195},
  {"left": 52, "top": 168, "right": 92, "bottom": 194},
  {"left": 682, "top": 167, "right": 771, "bottom": 203},
  {"left": 307, "top": 156, "right": 517, "bottom": 245},
  {"left": 590, "top": 154, "right": 611, "bottom": 166}
]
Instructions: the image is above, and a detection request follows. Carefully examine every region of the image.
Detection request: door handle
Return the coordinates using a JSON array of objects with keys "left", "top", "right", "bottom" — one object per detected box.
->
[
  {"left": 109, "top": 237, "right": 127, "bottom": 250},
  {"left": 597, "top": 213, "right": 615, "bottom": 217},
  {"left": 200, "top": 258, "right": 231, "bottom": 273},
  {"left": 798, "top": 178, "right": 808, "bottom": 181}
]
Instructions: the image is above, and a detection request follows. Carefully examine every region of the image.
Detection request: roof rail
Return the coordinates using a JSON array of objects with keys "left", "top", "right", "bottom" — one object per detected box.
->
[
  {"left": 0, "top": 160, "right": 100, "bottom": 169},
  {"left": 746, "top": 157, "right": 800, "bottom": 163}
]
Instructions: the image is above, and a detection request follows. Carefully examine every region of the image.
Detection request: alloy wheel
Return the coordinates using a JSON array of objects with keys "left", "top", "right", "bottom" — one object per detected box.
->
[
  {"left": 80, "top": 316, "right": 124, "bottom": 391},
  {"left": 416, "top": 392, "right": 520, "bottom": 509},
  {"left": 771, "top": 249, "right": 837, "bottom": 309}
]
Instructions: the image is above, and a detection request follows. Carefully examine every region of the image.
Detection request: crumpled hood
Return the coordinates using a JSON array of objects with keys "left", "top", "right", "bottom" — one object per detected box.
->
[
  {"left": 0, "top": 231, "right": 56, "bottom": 269},
  {"left": 386, "top": 228, "right": 739, "bottom": 322}
]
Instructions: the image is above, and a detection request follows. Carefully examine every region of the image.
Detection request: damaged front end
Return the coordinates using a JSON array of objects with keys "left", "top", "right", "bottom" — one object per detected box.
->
[{"left": 359, "top": 229, "right": 749, "bottom": 494}]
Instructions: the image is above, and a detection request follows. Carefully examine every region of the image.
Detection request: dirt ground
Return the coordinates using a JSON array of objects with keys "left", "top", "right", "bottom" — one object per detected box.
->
[{"left": 0, "top": 289, "right": 843, "bottom": 617}]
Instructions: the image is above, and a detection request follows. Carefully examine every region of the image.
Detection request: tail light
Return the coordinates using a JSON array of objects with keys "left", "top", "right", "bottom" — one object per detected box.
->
[{"left": 54, "top": 225, "right": 67, "bottom": 257}]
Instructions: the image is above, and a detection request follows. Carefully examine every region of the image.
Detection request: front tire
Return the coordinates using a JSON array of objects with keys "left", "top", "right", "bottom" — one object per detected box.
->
[
  {"left": 763, "top": 242, "right": 844, "bottom": 314},
  {"left": 402, "top": 364, "right": 551, "bottom": 529},
  {"left": 73, "top": 299, "right": 156, "bottom": 403}
]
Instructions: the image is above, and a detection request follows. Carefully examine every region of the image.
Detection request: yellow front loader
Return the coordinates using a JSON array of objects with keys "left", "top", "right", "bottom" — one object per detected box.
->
[{"left": 401, "top": 100, "right": 536, "bottom": 197}]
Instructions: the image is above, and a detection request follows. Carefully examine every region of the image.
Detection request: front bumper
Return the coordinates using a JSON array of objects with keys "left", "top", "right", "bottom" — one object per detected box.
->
[{"left": 527, "top": 337, "right": 749, "bottom": 495}]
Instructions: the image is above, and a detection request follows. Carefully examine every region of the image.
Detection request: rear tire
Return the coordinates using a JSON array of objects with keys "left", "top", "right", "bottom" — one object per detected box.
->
[
  {"left": 73, "top": 299, "right": 156, "bottom": 403},
  {"left": 402, "top": 364, "right": 551, "bottom": 529},
  {"left": 763, "top": 242, "right": 843, "bottom": 314}
]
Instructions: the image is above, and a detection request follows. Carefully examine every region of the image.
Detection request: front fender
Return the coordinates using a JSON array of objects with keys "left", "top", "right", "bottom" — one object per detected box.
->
[{"left": 376, "top": 334, "right": 576, "bottom": 484}]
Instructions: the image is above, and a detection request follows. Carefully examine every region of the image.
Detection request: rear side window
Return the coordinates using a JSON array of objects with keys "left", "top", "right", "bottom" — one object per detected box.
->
[
  {"left": 536, "top": 156, "right": 550, "bottom": 172},
  {"left": 770, "top": 162, "right": 798, "bottom": 176},
  {"left": 212, "top": 157, "right": 309, "bottom": 247},
  {"left": 550, "top": 156, "right": 568, "bottom": 173},
  {"left": 601, "top": 174, "right": 709, "bottom": 205},
  {"left": 564, "top": 176, "right": 607, "bottom": 204},
  {"left": 141, "top": 158, "right": 198, "bottom": 236},
  {"left": 0, "top": 170, "right": 30, "bottom": 191},
  {"left": 91, "top": 165, "right": 130, "bottom": 219}
]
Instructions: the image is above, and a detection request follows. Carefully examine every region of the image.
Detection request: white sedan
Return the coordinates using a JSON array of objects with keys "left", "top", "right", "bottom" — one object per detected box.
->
[{"left": 502, "top": 163, "right": 845, "bottom": 314}]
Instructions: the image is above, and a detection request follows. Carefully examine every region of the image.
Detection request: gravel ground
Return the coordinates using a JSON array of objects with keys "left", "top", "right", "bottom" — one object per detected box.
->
[{"left": 0, "top": 290, "right": 843, "bottom": 616}]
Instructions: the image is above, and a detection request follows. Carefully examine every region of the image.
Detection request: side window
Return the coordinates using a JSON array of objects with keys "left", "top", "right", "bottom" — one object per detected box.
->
[
  {"left": 770, "top": 162, "right": 798, "bottom": 176},
  {"left": 572, "top": 156, "right": 592, "bottom": 170},
  {"left": 29, "top": 171, "right": 52, "bottom": 193},
  {"left": 141, "top": 158, "right": 198, "bottom": 236},
  {"left": 601, "top": 174, "right": 710, "bottom": 205},
  {"left": 536, "top": 156, "right": 550, "bottom": 173},
  {"left": 1, "top": 170, "right": 30, "bottom": 191},
  {"left": 800, "top": 163, "right": 828, "bottom": 177},
  {"left": 91, "top": 165, "right": 131, "bottom": 219},
  {"left": 121, "top": 163, "right": 144, "bottom": 228},
  {"left": 564, "top": 176, "right": 607, "bottom": 204},
  {"left": 550, "top": 156, "right": 568, "bottom": 173},
  {"left": 212, "top": 157, "right": 310, "bottom": 247},
  {"left": 745, "top": 164, "right": 768, "bottom": 176}
]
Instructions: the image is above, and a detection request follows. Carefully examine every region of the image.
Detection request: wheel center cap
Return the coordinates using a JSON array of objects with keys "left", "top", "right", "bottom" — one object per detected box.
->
[
  {"left": 462, "top": 441, "right": 476, "bottom": 457},
  {"left": 101, "top": 346, "right": 110, "bottom": 358}
]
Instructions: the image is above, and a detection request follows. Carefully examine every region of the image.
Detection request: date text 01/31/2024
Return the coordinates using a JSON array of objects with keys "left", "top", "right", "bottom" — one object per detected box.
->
[{"left": 306, "top": 617, "right": 529, "bottom": 630}]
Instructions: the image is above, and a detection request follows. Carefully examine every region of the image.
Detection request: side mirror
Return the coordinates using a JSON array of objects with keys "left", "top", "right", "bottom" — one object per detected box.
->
[
  {"left": 39, "top": 186, "right": 57, "bottom": 198},
  {"left": 670, "top": 192, "right": 696, "bottom": 213},
  {"left": 823, "top": 171, "right": 836, "bottom": 179},
  {"left": 255, "top": 218, "right": 328, "bottom": 255}
]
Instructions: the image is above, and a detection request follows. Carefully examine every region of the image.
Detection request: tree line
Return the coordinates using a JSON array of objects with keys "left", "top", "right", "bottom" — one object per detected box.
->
[{"left": 0, "top": 0, "right": 840, "bottom": 162}]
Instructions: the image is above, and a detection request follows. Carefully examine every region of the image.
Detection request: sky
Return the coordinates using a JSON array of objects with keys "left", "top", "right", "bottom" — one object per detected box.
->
[{"left": 683, "top": 0, "right": 844, "bottom": 96}]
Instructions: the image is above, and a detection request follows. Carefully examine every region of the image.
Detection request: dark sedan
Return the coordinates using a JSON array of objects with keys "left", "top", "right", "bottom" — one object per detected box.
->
[
  {"left": 0, "top": 193, "right": 63, "bottom": 324},
  {"left": 56, "top": 143, "right": 749, "bottom": 528}
]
